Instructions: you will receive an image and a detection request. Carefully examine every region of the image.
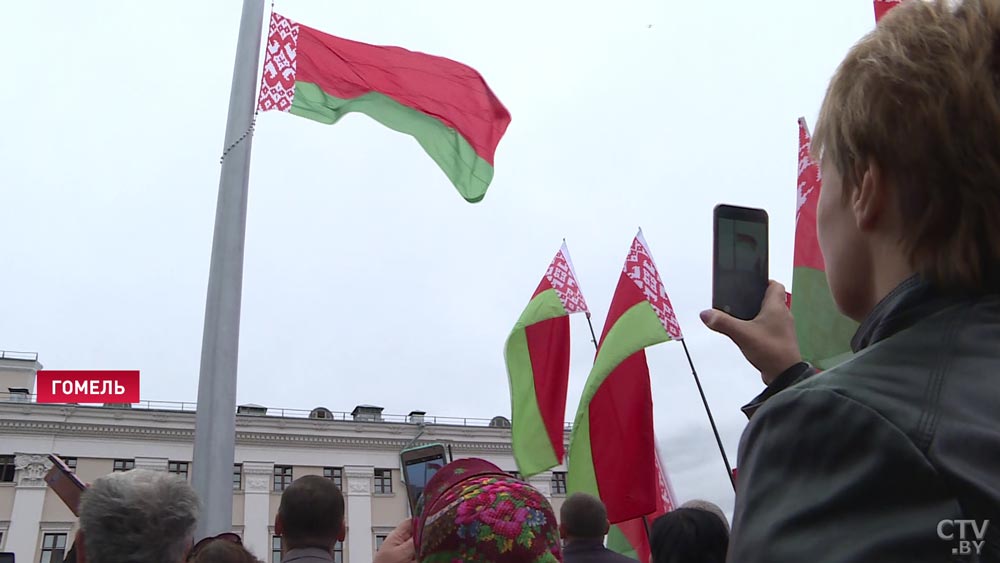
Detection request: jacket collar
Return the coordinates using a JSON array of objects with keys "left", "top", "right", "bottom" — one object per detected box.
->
[{"left": 851, "top": 274, "right": 952, "bottom": 352}]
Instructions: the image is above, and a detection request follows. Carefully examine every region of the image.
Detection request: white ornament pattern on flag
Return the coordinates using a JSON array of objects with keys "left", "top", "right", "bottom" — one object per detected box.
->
[
  {"left": 258, "top": 13, "right": 299, "bottom": 113},
  {"left": 624, "top": 236, "right": 683, "bottom": 340},
  {"left": 546, "top": 249, "right": 589, "bottom": 314},
  {"left": 796, "top": 120, "right": 820, "bottom": 226}
]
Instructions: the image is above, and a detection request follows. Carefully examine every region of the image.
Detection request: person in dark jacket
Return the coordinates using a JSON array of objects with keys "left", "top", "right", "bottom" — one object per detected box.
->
[
  {"left": 700, "top": 1, "right": 1000, "bottom": 561},
  {"left": 560, "top": 493, "right": 634, "bottom": 563}
]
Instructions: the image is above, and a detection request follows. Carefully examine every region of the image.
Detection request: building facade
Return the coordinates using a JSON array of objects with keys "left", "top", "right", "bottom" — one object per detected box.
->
[{"left": 0, "top": 354, "right": 569, "bottom": 563}]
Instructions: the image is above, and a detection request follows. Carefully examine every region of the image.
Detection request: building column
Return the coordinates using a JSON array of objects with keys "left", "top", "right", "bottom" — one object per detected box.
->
[
  {"left": 242, "top": 461, "right": 274, "bottom": 560},
  {"left": 6, "top": 453, "right": 53, "bottom": 562},
  {"left": 344, "top": 465, "right": 374, "bottom": 563},
  {"left": 528, "top": 472, "right": 553, "bottom": 499},
  {"left": 135, "top": 457, "right": 169, "bottom": 472}
]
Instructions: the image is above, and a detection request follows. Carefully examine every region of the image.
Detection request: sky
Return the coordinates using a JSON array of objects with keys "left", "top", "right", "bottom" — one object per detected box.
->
[{"left": 1, "top": 0, "right": 878, "bottom": 519}]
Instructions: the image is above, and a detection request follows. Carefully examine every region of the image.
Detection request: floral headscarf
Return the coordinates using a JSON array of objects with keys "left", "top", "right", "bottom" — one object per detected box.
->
[{"left": 414, "top": 458, "right": 562, "bottom": 563}]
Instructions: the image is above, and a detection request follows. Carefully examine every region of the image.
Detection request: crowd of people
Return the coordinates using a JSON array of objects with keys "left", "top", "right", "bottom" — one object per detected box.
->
[
  {"left": 68, "top": 461, "right": 730, "bottom": 563},
  {"left": 47, "top": 0, "right": 1000, "bottom": 560}
]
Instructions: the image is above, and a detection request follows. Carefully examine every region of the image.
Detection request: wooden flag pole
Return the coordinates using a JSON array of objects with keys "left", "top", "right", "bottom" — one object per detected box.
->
[{"left": 680, "top": 338, "right": 736, "bottom": 491}]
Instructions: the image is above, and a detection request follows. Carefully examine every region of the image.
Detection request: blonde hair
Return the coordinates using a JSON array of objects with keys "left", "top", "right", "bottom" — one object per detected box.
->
[{"left": 813, "top": 0, "right": 1000, "bottom": 290}]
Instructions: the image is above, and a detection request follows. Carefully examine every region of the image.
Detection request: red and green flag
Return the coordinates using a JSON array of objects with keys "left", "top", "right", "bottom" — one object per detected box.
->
[
  {"left": 792, "top": 118, "right": 858, "bottom": 369},
  {"left": 606, "top": 444, "right": 678, "bottom": 563},
  {"left": 504, "top": 243, "right": 590, "bottom": 478},
  {"left": 568, "top": 231, "right": 683, "bottom": 560},
  {"left": 257, "top": 13, "right": 511, "bottom": 203},
  {"left": 874, "top": 0, "right": 903, "bottom": 21}
]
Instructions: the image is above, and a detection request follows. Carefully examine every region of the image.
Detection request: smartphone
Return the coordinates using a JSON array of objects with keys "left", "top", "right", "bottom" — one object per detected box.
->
[
  {"left": 45, "top": 454, "right": 87, "bottom": 516},
  {"left": 0, "top": 553, "right": 14, "bottom": 563},
  {"left": 713, "top": 204, "right": 769, "bottom": 320},
  {"left": 400, "top": 443, "right": 447, "bottom": 516}
]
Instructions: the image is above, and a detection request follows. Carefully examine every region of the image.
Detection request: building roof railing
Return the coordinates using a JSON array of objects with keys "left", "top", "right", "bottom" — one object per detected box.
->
[{"left": 0, "top": 392, "right": 573, "bottom": 431}]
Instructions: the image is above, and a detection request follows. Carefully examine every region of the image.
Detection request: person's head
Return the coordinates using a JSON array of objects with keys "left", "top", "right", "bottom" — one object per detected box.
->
[
  {"left": 415, "top": 458, "right": 562, "bottom": 562},
  {"left": 275, "top": 475, "right": 346, "bottom": 552},
  {"left": 679, "top": 500, "right": 730, "bottom": 534},
  {"left": 77, "top": 469, "right": 200, "bottom": 563},
  {"left": 813, "top": 0, "right": 1000, "bottom": 320},
  {"left": 649, "top": 508, "right": 729, "bottom": 563},
  {"left": 189, "top": 536, "right": 262, "bottom": 563},
  {"left": 559, "top": 493, "right": 610, "bottom": 541}
]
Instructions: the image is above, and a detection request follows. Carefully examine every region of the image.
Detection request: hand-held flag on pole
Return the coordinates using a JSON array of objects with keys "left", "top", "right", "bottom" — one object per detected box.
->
[
  {"left": 792, "top": 119, "right": 859, "bottom": 369},
  {"left": 567, "top": 230, "right": 681, "bottom": 534},
  {"left": 505, "top": 243, "right": 589, "bottom": 478},
  {"left": 874, "top": 0, "right": 904, "bottom": 22},
  {"left": 257, "top": 13, "right": 511, "bottom": 203}
]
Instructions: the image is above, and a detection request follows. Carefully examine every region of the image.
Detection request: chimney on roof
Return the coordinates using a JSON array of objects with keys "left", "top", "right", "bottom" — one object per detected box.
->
[
  {"left": 351, "top": 404, "right": 383, "bottom": 422},
  {"left": 408, "top": 410, "right": 426, "bottom": 424}
]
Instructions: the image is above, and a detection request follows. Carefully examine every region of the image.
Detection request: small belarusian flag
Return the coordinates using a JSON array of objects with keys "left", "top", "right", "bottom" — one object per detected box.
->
[
  {"left": 874, "top": 0, "right": 904, "bottom": 22},
  {"left": 504, "top": 243, "right": 589, "bottom": 478},
  {"left": 568, "top": 231, "right": 682, "bottom": 528},
  {"left": 792, "top": 118, "right": 858, "bottom": 369},
  {"left": 257, "top": 13, "right": 511, "bottom": 203}
]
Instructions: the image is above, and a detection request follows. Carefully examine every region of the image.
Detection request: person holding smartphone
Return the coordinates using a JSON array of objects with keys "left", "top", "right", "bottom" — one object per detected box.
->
[{"left": 701, "top": 1, "right": 1000, "bottom": 561}]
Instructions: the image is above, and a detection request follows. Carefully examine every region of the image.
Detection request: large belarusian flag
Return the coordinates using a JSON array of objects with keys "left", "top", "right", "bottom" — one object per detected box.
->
[
  {"left": 792, "top": 118, "right": 857, "bottom": 369},
  {"left": 568, "top": 231, "right": 682, "bottom": 560},
  {"left": 505, "top": 243, "right": 589, "bottom": 477},
  {"left": 257, "top": 13, "right": 511, "bottom": 203},
  {"left": 874, "top": 0, "right": 903, "bottom": 21}
]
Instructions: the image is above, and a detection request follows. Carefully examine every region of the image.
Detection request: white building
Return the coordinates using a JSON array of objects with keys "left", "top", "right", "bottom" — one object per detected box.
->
[{"left": 0, "top": 353, "right": 569, "bottom": 563}]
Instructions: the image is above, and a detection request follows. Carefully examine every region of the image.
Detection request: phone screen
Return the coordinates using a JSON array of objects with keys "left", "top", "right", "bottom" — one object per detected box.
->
[
  {"left": 403, "top": 452, "right": 445, "bottom": 515},
  {"left": 0, "top": 553, "right": 14, "bottom": 563},
  {"left": 714, "top": 206, "right": 768, "bottom": 320}
]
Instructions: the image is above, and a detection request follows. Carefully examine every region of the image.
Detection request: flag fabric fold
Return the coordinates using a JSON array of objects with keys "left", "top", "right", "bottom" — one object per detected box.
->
[
  {"left": 505, "top": 243, "right": 589, "bottom": 478},
  {"left": 567, "top": 231, "right": 682, "bottom": 531},
  {"left": 792, "top": 118, "right": 858, "bottom": 369},
  {"left": 606, "top": 444, "right": 677, "bottom": 563},
  {"left": 257, "top": 12, "right": 511, "bottom": 203}
]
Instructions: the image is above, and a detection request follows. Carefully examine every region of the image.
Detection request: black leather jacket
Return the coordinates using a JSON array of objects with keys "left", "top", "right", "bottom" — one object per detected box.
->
[{"left": 729, "top": 276, "right": 1000, "bottom": 562}]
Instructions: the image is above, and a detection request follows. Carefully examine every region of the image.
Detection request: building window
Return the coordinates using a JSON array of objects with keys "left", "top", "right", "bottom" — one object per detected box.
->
[
  {"left": 62, "top": 457, "right": 77, "bottom": 473},
  {"left": 324, "top": 467, "right": 343, "bottom": 489},
  {"left": 233, "top": 464, "right": 242, "bottom": 491},
  {"left": 271, "top": 535, "right": 281, "bottom": 563},
  {"left": 0, "top": 456, "right": 14, "bottom": 483},
  {"left": 551, "top": 472, "right": 567, "bottom": 495},
  {"left": 374, "top": 468, "right": 393, "bottom": 494},
  {"left": 39, "top": 533, "right": 67, "bottom": 563},
  {"left": 333, "top": 540, "right": 344, "bottom": 563},
  {"left": 508, "top": 470, "right": 522, "bottom": 481},
  {"left": 168, "top": 461, "right": 189, "bottom": 480},
  {"left": 376, "top": 534, "right": 387, "bottom": 550},
  {"left": 273, "top": 466, "right": 293, "bottom": 492},
  {"left": 113, "top": 459, "right": 135, "bottom": 472}
]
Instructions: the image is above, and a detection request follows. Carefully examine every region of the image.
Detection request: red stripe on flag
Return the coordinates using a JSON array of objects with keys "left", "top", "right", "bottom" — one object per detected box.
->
[
  {"left": 524, "top": 316, "right": 572, "bottom": 464},
  {"left": 294, "top": 24, "right": 510, "bottom": 165}
]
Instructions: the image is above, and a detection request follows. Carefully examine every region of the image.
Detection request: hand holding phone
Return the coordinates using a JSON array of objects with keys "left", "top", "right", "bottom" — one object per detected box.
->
[
  {"left": 400, "top": 444, "right": 447, "bottom": 517},
  {"left": 713, "top": 204, "right": 769, "bottom": 321}
]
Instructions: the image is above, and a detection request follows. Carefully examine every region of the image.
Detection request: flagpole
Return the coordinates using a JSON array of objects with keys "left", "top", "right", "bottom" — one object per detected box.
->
[
  {"left": 680, "top": 339, "right": 736, "bottom": 490},
  {"left": 191, "top": 0, "right": 266, "bottom": 540},
  {"left": 585, "top": 312, "right": 599, "bottom": 349}
]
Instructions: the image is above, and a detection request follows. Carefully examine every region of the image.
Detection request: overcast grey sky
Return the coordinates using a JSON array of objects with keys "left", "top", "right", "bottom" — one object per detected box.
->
[{"left": 2, "top": 0, "right": 876, "bottom": 517}]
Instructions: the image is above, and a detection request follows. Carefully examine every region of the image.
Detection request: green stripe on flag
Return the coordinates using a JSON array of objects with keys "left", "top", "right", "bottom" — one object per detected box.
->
[
  {"left": 607, "top": 525, "right": 639, "bottom": 560},
  {"left": 290, "top": 82, "right": 495, "bottom": 203},
  {"left": 505, "top": 289, "right": 568, "bottom": 477},
  {"left": 791, "top": 266, "right": 858, "bottom": 369},
  {"left": 567, "top": 301, "right": 668, "bottom": 498}
]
